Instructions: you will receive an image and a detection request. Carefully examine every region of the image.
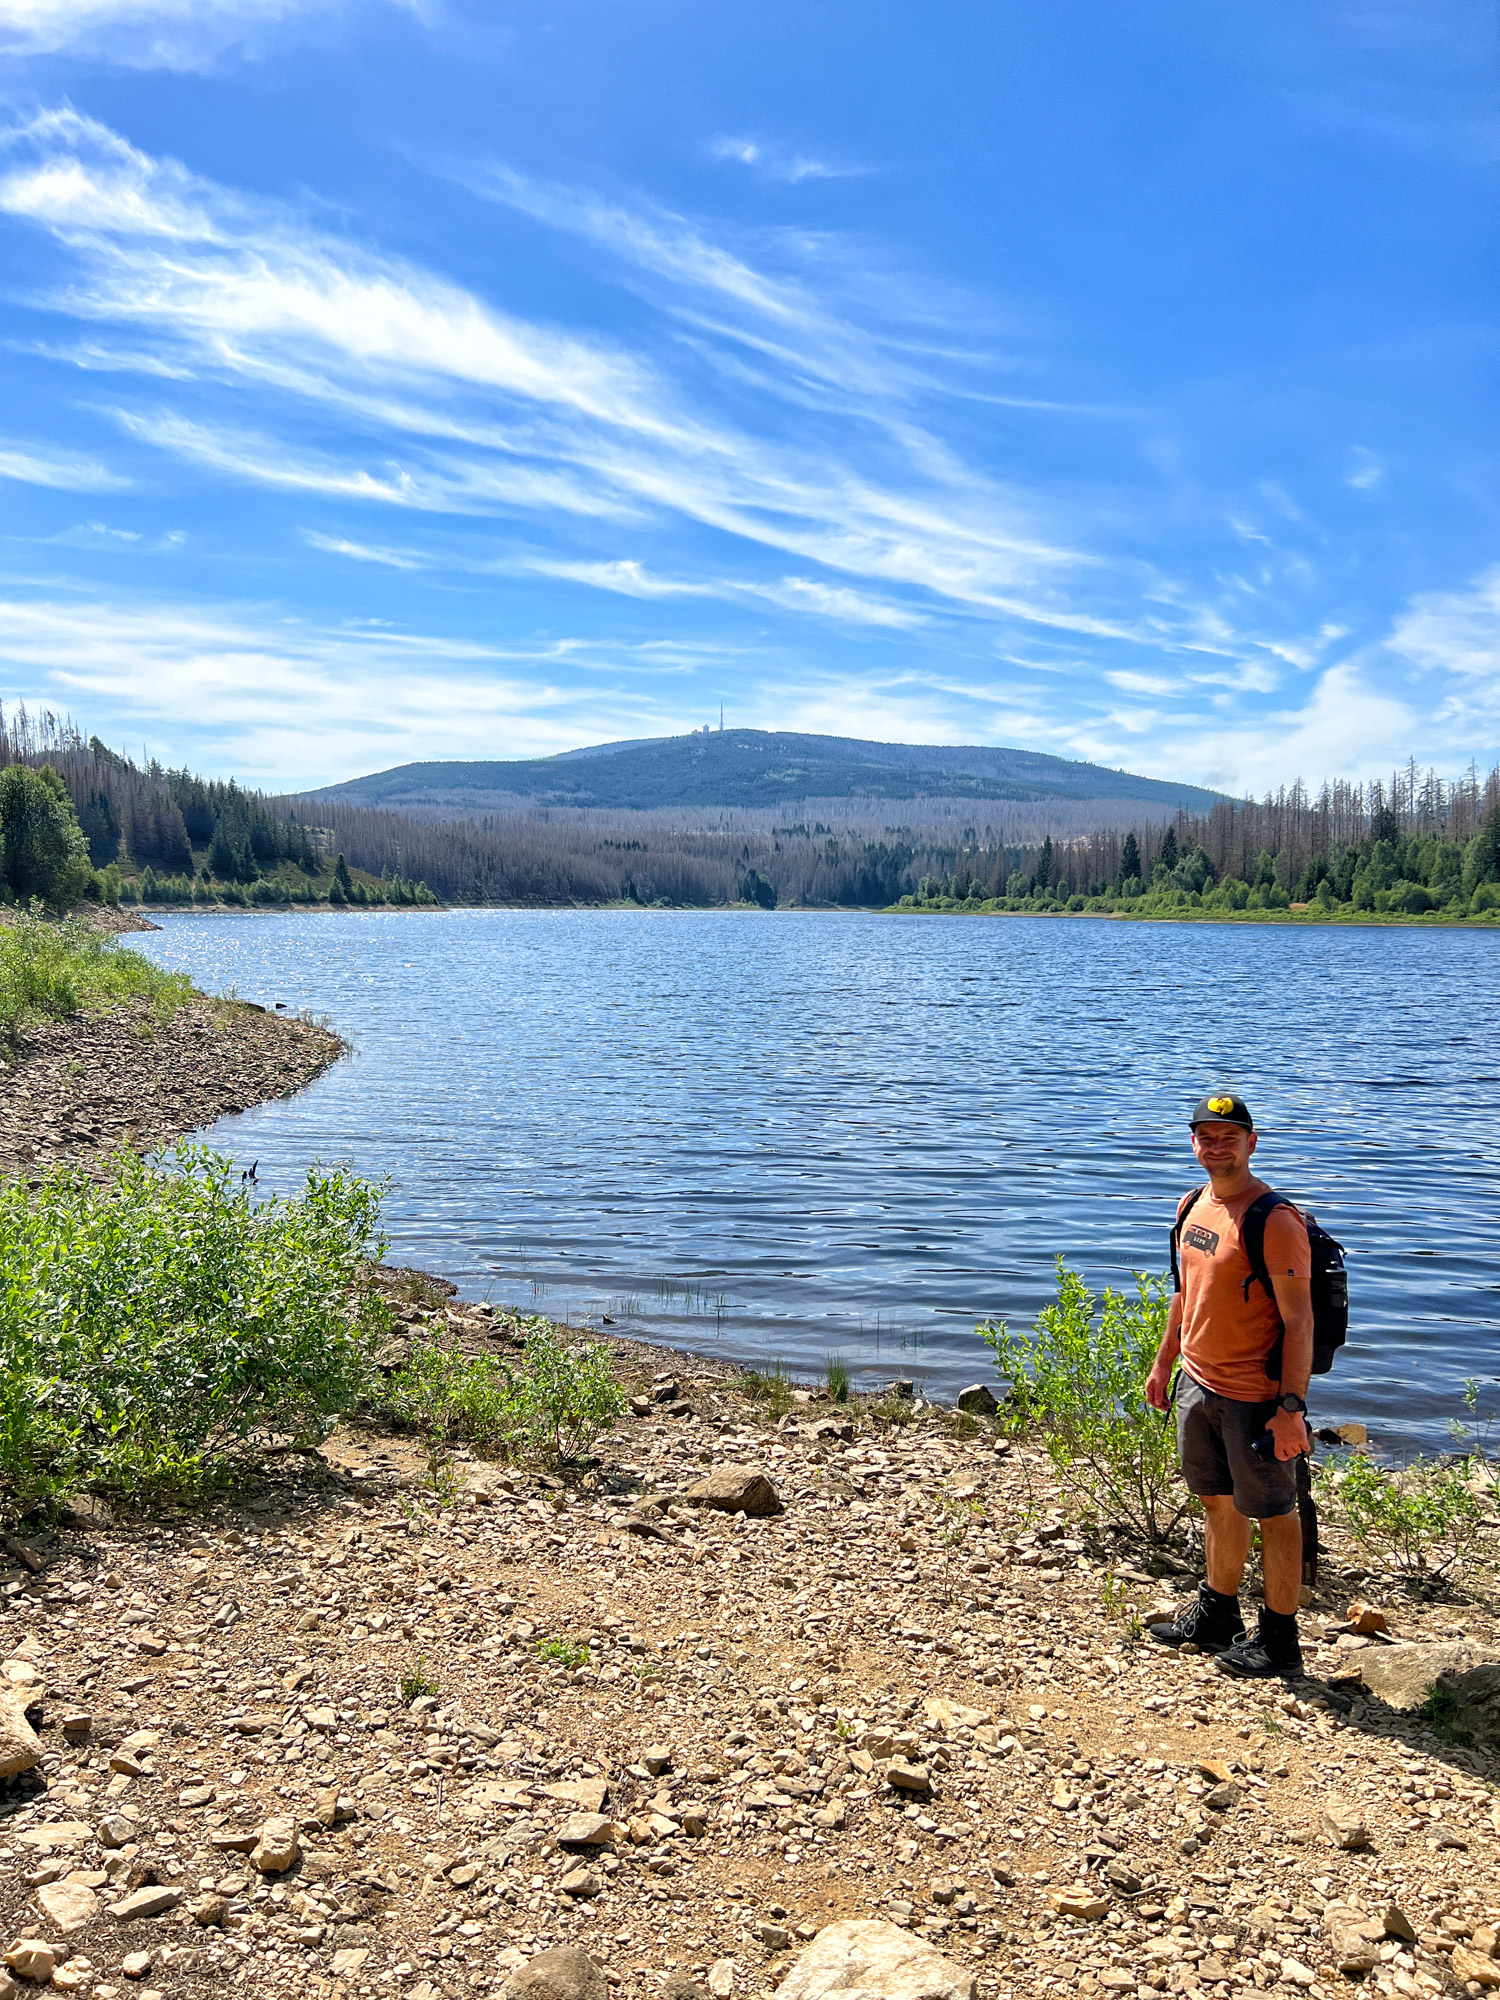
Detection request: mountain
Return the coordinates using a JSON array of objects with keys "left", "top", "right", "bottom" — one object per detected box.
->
[{"left": 306, "top": 730, "right": 1225, "bottom": 816}]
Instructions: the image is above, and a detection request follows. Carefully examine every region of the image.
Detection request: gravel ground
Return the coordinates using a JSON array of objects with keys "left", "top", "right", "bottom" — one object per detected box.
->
[
  {"left": 0, "top": 999, "right": 342, "bottom": 1182},
  {"left": 3, "top": 1328, "right": 1498, "bottom": 2000}
]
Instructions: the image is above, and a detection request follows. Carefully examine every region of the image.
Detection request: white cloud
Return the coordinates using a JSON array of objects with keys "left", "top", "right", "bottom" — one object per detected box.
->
[
  {"left": 0, "top": 435, "right": 125, "bottom": 488},
  {"left": 708, "top": 136, "right": 870, "bottom": 184},
  {"left": 0, "top": 0, "right": 425, "bottom": 67},
  {"left": 1386, "top": 564, "right": 1500, "bottom": 685},
  {"left": 0, "top": 591, "right": 701, "bottom": 787}
]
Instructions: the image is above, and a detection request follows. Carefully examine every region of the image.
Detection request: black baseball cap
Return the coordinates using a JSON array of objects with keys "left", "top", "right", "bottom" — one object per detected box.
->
[{"left": 1190, "top": 1092, "right": 1254, "bottom": 1132}]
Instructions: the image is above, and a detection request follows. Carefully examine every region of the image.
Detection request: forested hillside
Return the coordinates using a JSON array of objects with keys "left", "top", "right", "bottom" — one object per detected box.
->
[{"left": 4, "top": 706, "right": 1497, "bottom": 922}]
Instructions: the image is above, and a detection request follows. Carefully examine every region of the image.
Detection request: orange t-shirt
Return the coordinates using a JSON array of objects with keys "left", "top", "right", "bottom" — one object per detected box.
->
[{"left": 1176, "top": 1179, "right": 1311, "bottom": 1402}]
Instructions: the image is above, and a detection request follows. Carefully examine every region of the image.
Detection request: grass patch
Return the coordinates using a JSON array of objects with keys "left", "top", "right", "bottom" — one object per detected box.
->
[
  {"left": 0, "top": 1145, "right": 387, "bottom": 1519},
  {"left": 824, "top": 1355, "right": 851, "bottom": 1404},
  {"left": 1414, "top": 1682, "right": 1472, "bottom": 1746},
  {"left": 0, "top": 910, "right": 194, "bottom": 1052},
  {"left": 742, "top": 1362, "right": 793, "bottom": 1419}
]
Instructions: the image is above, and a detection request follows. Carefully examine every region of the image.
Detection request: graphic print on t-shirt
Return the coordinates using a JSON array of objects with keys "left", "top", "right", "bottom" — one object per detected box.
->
[{"left": 1183, "top": 1223, "right": 1219, "bottom": 1254}]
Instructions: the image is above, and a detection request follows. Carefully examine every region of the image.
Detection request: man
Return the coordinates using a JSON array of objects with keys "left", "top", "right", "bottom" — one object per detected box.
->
[{"left": 1144, "top": 1092, "right": 1313, "bottom": 1679}]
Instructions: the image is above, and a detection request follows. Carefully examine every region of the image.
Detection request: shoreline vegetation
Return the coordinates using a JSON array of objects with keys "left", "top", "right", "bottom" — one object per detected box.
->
[
  {"left": 4, "top": 708, "right": 1500, "bottom": 929},
  {"left": 1, "top": 914, "right": 1499, "bottom": 1996}
]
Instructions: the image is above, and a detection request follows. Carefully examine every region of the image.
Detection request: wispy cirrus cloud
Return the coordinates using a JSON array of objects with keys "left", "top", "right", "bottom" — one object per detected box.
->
[
  {"left": 0, "top": 436, "right": 125, "bottom": 488},
  {"left": 708, "top": 136, "right": 872, "bottom": 185},
  {"left": 0, "top": 0, "right": 427, "bottom": 66},
  {"left": 0, "top": 589, "right": 699, "bottom": 786},
  {"left": 0, "top": 110, "right": 1102, "bottom": 629}
]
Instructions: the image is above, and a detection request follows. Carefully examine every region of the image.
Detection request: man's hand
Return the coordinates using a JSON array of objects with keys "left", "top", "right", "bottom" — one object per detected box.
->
[
  {"left": 1269, "top": 1407, "right": 1310, "bottom": 1461},
  {"left": 1144, "top": 1361, "right": 1175, "bottom": 1413}
]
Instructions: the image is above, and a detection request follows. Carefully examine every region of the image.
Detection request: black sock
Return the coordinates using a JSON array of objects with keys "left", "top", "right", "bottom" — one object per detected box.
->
[
  {"left": 1261, "top": 1607, "right": 1298, "bottom": 1638},
  {"left": 1203, "top": 1584, "right": 1240, "bottom": 1614}
]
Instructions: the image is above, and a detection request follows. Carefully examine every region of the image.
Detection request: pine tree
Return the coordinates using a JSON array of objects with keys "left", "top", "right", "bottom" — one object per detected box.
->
[
  {"left": 1120, "top": 831, "right": 1141, "bottom": 881},
  {"left": 1160, "top": 826, "right": 1178, "bottom": 872}
]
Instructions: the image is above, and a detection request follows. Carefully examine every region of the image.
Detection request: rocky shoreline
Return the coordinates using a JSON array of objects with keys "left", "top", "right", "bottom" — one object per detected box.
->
[
  {"left": 1, "top": 1015, "right": 1498, "bottom": 2000},
  {"left": 0, "top": 999, "right": 343, "bottom": 1183}
]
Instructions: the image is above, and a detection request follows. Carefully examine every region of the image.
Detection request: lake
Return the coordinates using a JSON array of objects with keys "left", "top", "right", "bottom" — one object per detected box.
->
[{"left": 126, "top": 908, "right": 1500, "bottom": 1451}]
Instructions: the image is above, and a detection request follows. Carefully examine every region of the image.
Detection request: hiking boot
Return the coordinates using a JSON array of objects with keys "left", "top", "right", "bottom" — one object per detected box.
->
[
  {"left": 1146, "top": 1584, "right": 1245, "bottom": 1654},
  {"left": 1215, "top": 1609, "right": 1304, "bottom": 1680}
]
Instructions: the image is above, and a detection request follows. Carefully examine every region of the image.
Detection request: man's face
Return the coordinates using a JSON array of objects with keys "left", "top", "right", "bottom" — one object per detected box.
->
[{"left": 1191, "top": 1120, "right": 1257, "bottom": 1176}]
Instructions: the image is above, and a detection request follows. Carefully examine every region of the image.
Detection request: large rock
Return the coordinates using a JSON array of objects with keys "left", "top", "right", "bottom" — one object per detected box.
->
[
  {"left": 1357, "top": 1643, "right": 1500, "bottom": 1709},
  {"left": 1322, "top": 1904, "right": 1382, "bottom": 1974},
  {"left": 1438, "top": 1661, "right": 1500, "bottom": 1746},
  {"left": 682, "top": 1467, "right": 780, "bottom": 1516},
  {"left": 35, "top": 1881, "right": 98, "bottom": 1932},
  {"left": 250, "top": 1818, "right": 300, "bottom": 1874},
  {"left": 1321, "top": 1799, "right": 1371, "bottom": 1851},
  {"left": 954, "top": 1384, "right": 998, "bottom": 1415},
  {"left": 0, "top": 1687, "right": 41, "bottom": 1780},
  {"left": 500, "top": 1946, "right": 608, "bottom": 2000},
  {"left": 774, "top": 1920, "right": 974, "bottom": 2000}
]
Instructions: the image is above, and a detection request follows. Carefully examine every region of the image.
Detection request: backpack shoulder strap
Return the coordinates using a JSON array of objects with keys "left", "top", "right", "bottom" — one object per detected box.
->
[
  {"left": 1169, "top": 1185, "right": 1209, "bottom": 1293},
  {"left": 1240, "top": 1189, "right": 1292, "bottom": 1304}
]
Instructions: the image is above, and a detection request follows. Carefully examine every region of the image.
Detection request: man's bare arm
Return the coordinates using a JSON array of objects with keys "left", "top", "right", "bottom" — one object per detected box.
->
[
  {"left": 1268, "top": 1268, "right": 1313, "bottom": 1459},
  {"left": 1145, "top": 1290, "right": 1183, "bottom": 1412}
]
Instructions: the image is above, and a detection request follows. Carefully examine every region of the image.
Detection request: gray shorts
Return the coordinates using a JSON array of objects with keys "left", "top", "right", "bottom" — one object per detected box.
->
[{"left": 1176, "top": 1372, "right": 1296, "bottom": 1520}]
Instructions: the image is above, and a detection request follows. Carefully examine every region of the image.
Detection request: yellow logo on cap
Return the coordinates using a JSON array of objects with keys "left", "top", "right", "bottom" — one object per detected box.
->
[{"left": 1207, "top": 1095, "right": 1235, "bottom": 1115}]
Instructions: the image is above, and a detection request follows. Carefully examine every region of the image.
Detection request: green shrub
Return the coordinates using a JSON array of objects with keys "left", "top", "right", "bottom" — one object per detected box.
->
[
  {"left": 0, "top": 1146, "right": 387, "bottom": 1514},
  {"left": 536, "top": 1636, "right": 589, "bottom": 1668},
  {"left": 382, "top": 1319, "right": 623, "bottom": 1468},
  {"left": 824, "top": 1355, "right": 851, "bottom": 1404},
  {"left": 0, "top": 765, "right": 94, "bottom": 910},
  {"left": 1314, "top": 1449, "right": 1492, "bottom": 1576},
  {"left": 0, "top": 910, "right": 194, "bottom": 1050},
  {"left": 981, "top": 1259, "right": 1190, "bottom": 1544}
]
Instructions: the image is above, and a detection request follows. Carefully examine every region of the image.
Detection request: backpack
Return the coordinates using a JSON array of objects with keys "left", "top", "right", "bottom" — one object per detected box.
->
[{"left": 1170, "top": 1186, "right": 1349, "bottom": 1379}]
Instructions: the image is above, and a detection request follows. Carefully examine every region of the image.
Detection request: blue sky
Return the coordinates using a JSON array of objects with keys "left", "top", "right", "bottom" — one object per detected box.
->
[{"left": 0, "top": 0, "right": 1495, "bottom": 793}]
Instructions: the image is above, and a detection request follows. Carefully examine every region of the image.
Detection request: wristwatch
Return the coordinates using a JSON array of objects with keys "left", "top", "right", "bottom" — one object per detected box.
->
[{"left": 1274, "top": 1392, "right": 1307, "bottom": 1415}]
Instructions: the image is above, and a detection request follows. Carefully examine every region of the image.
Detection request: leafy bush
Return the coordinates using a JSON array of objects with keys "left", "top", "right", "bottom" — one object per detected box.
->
[
  {"left": 1314, "top": 1449, "right": 1492, "bottom": 1576},
  {"left": 981, "top": 1259, "right": 1190, "bottom": 1544},
  {"left": 0, "top": 1147, "right": 387, "bottom": 1514},
  {"left": 0, "top": 764, "right": 94, "bottom": 910},
  {"left": 383, "top": 1318, "right": 623, "bottom": 1468},
  {"left": 0, "top": 910, "right": 194, "bottom": 1049}
]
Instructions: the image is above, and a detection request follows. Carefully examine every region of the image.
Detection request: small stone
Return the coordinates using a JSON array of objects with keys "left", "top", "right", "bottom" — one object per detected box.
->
[
  {"left": 121, "top": 1953, "right": 152, "bottom": 1979},
  {"left": 60, "top": 1714, "right": 91, "bottom": 1739},
  {"left": 448, "top": 1862, "right": 481, "bottom": 1888},
  {"left": 640, "top": 1744, "right": 673, "bottom": 1774},
  {"left": 755, "top": 1923, "right": 792, "bottom": 1949},
  {"left": 1104, "top": 1861, "right": 1142, "bottom": 1895},
  {"left": 3, "top": 1942, "right": 55, "bottom": 1983},
  {"left": 135, "top": 1635, "right": 168, "bottom": 1657},
  {"left": 1194, "top": 1757, "right": 1233, "bottom": 1784},
  {"left": 558, "top": 1864, "right": 601, "bottom": 1899},
  {"left": 1048, "top": 1889, "right": 1108, "bottom": 1922},
  {"left": 109, "top": 1888, "right": 184, "bottom": 1921},
  {"left": 35, "top": 1882, "right": 97, "bottom": 1933},
  {"left": 1321, "top": 1798, "right": 1371, "bottom": 1850},
  {"left": 499, "top": 1945, "right": 608, "bottom": 2000},
  {"left": 188, "top": 1895, "right": 228, "bottom": 1928},
  {"left": 557, "top": 1814, "right": 618, "bottom": 1849},
  {"left": 659, "top": 1979, "right": 708, "bottom": 2000},
  {"left": 707, "top": 1960, "right": 735, "bottom": 1998},
  {"left": 1452, "top": 1947, "right": 1500, "bottom": 1990},
  {"left": 885, "top": 1759, "right": 931, "bottom": 1794},
  {"left": 108, "top": 1752, "right": 148, "bottom": 1778},
  {"left": 207, "top": 1830, "right": 257, "bottom": 1854},
  {"left": 249, "top": 1819, "right": 300, "bottom": 1874},
  {"left": 1203, "top": 1781, "right": 1239, "bottom": 1812},
  {"left": 1383, "top": 1905, "right": 1418, "bottom": 1944},
  {"left": 682, "top": 1467, "right": 780, "bottom": 1516},
  {"left": 177, "top": 1784, "right": 214, "bottom": 1809},
  {"left": 96, "top": 1816, "right": 137, "bottom": 1850},
  {"left": 332, "top": 1948, "right": 370, "bottom": 1976},
  {"left": 955, "top": 1384, "right": 998, "bottom": 1415},
  {"left": 1346, "top": 1600, "right": 1389, "bottom": 1635}
]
